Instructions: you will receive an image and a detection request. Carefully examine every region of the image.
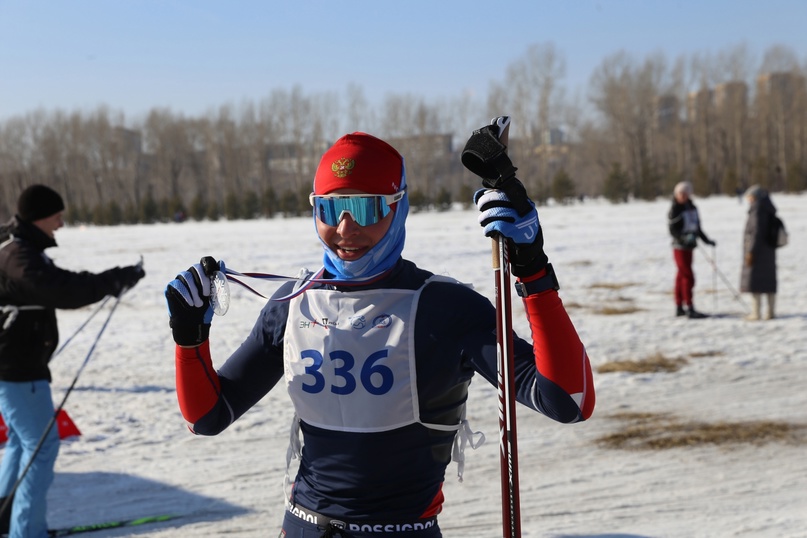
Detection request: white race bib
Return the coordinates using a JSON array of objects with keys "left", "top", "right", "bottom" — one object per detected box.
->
[{"left": 285, "top": 287, "right": 419, "bottom": 432}]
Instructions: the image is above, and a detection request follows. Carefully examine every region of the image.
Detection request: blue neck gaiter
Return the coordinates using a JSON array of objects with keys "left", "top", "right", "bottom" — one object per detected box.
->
[{"left": 316, "top": 166, "right": 408, "bottom": 280}]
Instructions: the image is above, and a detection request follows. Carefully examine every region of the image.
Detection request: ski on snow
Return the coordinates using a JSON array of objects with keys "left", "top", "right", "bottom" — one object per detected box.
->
[{"left": 47, "top": 514, "right": 178, "bottom": 536}]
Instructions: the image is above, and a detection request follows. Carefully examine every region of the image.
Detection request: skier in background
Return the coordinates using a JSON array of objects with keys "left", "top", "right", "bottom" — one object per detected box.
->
[
  {"left": 165, "top": 131, "right": 595, "bottom": 537},
  {"left": 0, "top": 184, "right": 145, "bottom": 538},
  {"left": 668, "top": 181, "right": 716, "bottom": 319}
]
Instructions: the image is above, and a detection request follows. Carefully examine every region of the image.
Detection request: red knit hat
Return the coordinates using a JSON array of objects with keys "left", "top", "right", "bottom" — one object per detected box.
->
[{"left": 313, "top": 133, "right": 403, "bottom": 195}]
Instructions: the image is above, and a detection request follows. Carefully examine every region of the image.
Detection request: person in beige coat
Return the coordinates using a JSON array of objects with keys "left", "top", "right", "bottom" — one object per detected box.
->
[{"left": 740, "top": 185, "right": 778, "bottom": 320}]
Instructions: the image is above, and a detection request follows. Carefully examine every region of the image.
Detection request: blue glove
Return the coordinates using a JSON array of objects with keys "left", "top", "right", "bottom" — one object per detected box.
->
[
  {"left": 165, "top": 256, "right": 221, "bottom": 346},
  {"left": 474, "top": 187, "right": 548, "bottom": 277}
]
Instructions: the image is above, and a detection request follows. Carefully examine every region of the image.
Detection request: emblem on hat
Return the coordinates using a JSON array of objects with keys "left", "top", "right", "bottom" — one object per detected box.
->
[{"left": 331, "top": 158, "right": 355, "bottom": 178}]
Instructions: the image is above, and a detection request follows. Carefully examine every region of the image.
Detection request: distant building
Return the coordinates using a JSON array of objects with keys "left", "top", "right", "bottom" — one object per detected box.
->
[
  {"left": 387, "top": 133, "right": 453, "bottom": 162},
  {"left": 756, "top": 71, "right": 806, "bottom": 112},
  {"left": 114, "top": 127, "right": 143, "bottom": 155},
  {"left": 114, "top": 127, "right": 143, "bottom": 154},
  {"left": 654, "top": 95, "right": 679, "bottom": 131},
  {"left": 687, "top": 88, "right": 713, "bottom": 123},
  {"left": 264, "top": 141, "right": 329, "bottom": 177},
  {"left": 714, "top": 81, "right": 748, "bottom": 114},
  {"left": 532, "top": 127, "right": 570, "bottom": 181},
  {"left": 541, "top": 127, "right": 564, "bottom": 146}
]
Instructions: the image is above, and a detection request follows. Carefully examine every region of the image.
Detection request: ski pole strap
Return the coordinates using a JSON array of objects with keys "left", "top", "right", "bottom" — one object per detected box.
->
[
  {"left": 461, "top": 123, "right": 518, "bottom": 184},
  {"left": 461, "top": 121, "right": 532, "bottom": 217}
]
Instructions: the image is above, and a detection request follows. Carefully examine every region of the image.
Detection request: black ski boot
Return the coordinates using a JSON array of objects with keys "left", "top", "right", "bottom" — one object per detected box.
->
[
  {"left": 676, "top": 305, "right": 686, "bottom": 317},
  {"left": 687, "top": 306, "right": 708, "bottom": 319}
]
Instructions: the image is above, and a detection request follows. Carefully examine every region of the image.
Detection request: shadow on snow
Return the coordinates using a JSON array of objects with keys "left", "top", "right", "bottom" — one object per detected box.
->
[{"left": 48, "top": 471, "right": 249, "bottom": 535}]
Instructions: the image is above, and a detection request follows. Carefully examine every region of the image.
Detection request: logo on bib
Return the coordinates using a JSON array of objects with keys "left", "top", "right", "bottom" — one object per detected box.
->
[
  {"left": 372, "top": 314, "right": 392, "bottom": 329},
  {"left": 350, "top": 315, "right": 366, "bottom": 329},
  {"left": 298, "top": 317, "right": 337, "bottom": 330}
]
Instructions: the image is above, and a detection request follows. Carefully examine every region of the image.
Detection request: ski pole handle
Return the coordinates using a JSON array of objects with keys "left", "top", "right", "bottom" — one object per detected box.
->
[{"left": 461, "top": 116, "right": 532, "bottom": 217}]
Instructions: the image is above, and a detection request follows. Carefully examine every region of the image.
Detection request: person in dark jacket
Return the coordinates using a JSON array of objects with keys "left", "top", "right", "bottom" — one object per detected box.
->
[
  {"left": 0, "top": 185, "right": 145, "bottom": 538},
  {"left": 165, "top": 132, "right": 595, "bottom": 537},
  {"left": 740, "top": 185, "right": 778, "bottom": 320},
  {"left": 668, "top": 181, "right": 716, "bottom": 319}
]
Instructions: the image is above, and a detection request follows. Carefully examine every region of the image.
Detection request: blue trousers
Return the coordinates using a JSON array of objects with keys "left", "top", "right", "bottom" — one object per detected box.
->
[{"left": 0, "top": 380, "right": 60, "bottom": 538}]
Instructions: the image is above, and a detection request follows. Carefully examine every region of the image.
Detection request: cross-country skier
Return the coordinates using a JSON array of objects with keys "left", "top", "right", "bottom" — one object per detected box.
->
[
  {"left": 667, "top": 181, "right": 716, "bottom": 319},
  {"left": 0, "top": 185, "right": 145, "bottom": 538},
  {"left": 165, "top": 131, "right": 595, "bottom": 537}
]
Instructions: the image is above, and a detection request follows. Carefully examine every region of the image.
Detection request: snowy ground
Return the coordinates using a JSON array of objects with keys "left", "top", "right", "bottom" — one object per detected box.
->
[{"left": 17, "top": 193, "right": 806, "bottom": 537}]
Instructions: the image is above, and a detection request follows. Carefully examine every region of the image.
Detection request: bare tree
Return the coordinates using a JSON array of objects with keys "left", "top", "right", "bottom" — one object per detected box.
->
[
  {"left": 590, "top": 51, "right": 669, "bottom": 198},
  {"left": 2, "top": 40, "right": 806, "bottom": 225},
  {"left": 345, "top": 83, "right": 376, "bottom": 133}
]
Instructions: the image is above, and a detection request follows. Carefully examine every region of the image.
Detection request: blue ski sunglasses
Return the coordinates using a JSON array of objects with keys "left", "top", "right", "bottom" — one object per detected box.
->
[{"left": 309, "top": 190, "right": 406, "bottom": 227}]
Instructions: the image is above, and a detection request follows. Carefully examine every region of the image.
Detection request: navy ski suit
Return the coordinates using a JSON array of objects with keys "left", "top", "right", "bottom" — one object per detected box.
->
[{"left": 174, "top": 259, "right": 594, "bottom": 536}]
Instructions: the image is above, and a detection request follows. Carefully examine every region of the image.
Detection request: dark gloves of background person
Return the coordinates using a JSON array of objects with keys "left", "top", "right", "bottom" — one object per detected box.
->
[
  {"left": 111, "top": 263, "right": 145, "bottom": 297},
  {"left": 474, "top": 185, "right": 548, "bottom": 278},
  {"left": 704, "top": 237, "right": 717, "bottom": 246},
  {"left": 165, "top": 256, "right": 221, "bottom": 347}
]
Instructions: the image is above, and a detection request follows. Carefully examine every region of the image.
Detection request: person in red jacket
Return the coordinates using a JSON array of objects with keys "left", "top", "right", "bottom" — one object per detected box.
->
[
  {"left": 0, "top": 185, "right": 145, "bottom": 538},
  {"left": 166, "top": 131, "right": 595, "bottom": 537}
]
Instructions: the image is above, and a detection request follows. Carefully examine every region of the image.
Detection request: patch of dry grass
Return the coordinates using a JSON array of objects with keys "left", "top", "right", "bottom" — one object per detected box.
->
[
  {"left": 588, "top": 282, "right": 639, "bottom": 290},
  {"left": 687, "top": 350, "right": 725, "bottom": 358},
  {"left": 597, "top": 353, "right": 686, "bottom": 373},
  {"left": 596, "top": 412, "right": 806, "bottom": 450},
  {"left": 592, "top": 305, "right": 644, "bottom": 315}
]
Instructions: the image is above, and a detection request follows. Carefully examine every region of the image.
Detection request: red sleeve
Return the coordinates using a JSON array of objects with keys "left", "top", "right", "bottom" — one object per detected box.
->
[
  {"left": 521, "top": 284, "right": 595, "bottom": 420},
  {"left": 175, "top": 341, "right": 222, "bottom": 424}
]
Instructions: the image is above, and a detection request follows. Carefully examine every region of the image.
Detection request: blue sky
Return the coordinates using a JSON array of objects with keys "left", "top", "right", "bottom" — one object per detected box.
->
[{"left": 1, "top": 0, "right": 806, "bottom": 122}]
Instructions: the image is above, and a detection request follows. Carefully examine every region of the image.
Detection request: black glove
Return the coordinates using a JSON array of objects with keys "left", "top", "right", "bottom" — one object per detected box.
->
[
  {"left": 474, "top": 186, "right": 548, "bottom": 277},
  {"left": 111, "top": 264, "right": 145, "bottom": 297},
  {"left": 165, "top": 256, "right": 220, "bottom": 346},
  {"left": 705, "top": 238, "right": 716, "bottom": 246}
]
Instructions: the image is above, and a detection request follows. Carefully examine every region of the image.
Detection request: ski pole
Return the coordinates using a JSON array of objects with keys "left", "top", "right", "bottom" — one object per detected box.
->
[
  {"left": 712, "top": 245, "right": 717, "bottom": 314},
  {"left": 492, "top": 231, "right": 522, "bottom": 538},
  {"left": 699, "top": 246, "right": 748, "bottom": 313},
  {"left": 51, "top": 296, "right": 112, "bottom": 360},
  {"left": 0, "top": 291, "right": 124, "bottom": 519},
  {"left": 50, "top": 256, "right": 141, "bottom": 359},
  {"left": 464, "top": 116, "right": 522, "bottom": 537}
]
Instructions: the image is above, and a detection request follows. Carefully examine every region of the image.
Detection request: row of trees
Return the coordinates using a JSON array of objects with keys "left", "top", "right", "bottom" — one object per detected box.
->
[{"left": 2, "top": 42, "right": 806, "bottom": 224}]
